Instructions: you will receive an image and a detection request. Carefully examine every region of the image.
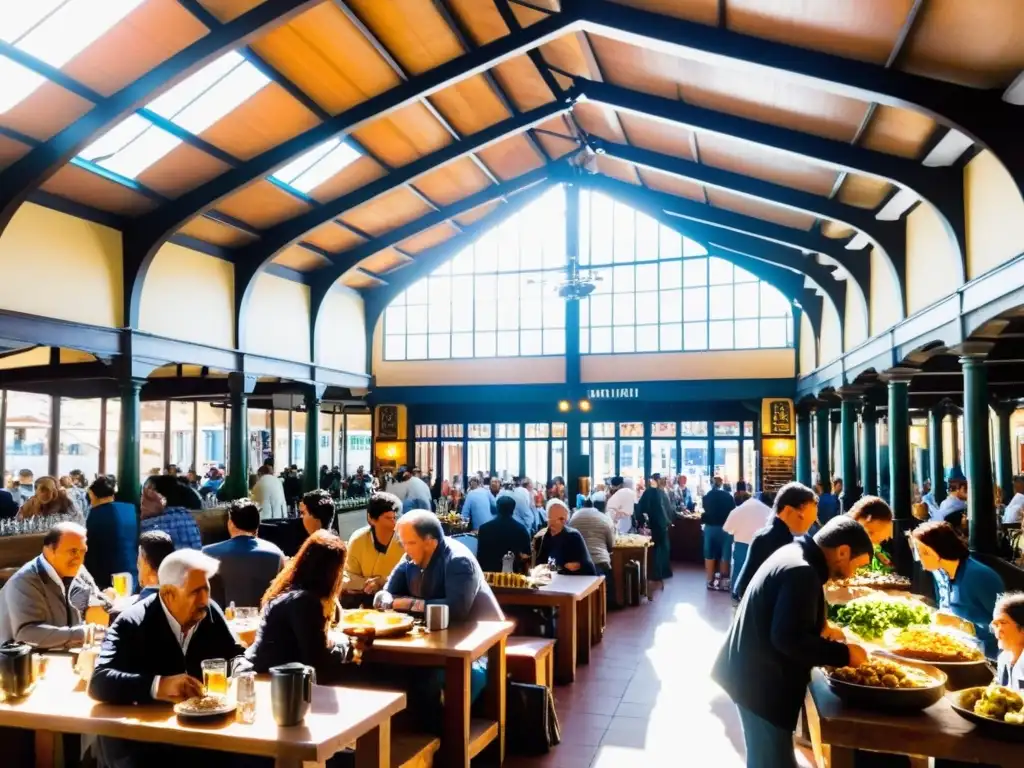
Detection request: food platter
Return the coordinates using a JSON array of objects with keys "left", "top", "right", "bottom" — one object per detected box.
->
[
  {"left": 948, "top": 686, "right": 1024, "bottom": 742},
  {"left": 832, "top": 572, "right": 911, "bottom": 590},
  {"left": 614, "top": 534, "right": 652, "bottom": 548},
  {"left": 174, "top": 695, "right": 236, "bottom": 720},
  {"left": 883, "top": 626, "right": 985, "bottom": 664},
  {"left": 823, "top": 657, "right": 946, "bottom": 712},
  {"left": 828, "top": 594, "right": 933, "bottom": 641},
  {"left": 337, "top": 609, "right": 415, "bottom": 638}
]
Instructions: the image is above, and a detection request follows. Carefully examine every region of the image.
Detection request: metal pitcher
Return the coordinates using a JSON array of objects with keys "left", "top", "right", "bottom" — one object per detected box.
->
[{"left": 269, "top": 663, "right": 315, "bottom": 726}]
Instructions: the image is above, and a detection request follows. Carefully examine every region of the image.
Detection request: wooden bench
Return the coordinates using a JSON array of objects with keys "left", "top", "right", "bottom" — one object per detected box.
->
[
  {"left": 391, "top": 731, "right": 441, "bottom": 768},
  {"left": 505, "top": 636, "right": 555, "bottom": 688}
]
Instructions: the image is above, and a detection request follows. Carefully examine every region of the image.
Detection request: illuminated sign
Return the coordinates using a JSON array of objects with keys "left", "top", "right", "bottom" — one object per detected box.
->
[{"left": 586, "top": 387, "right": 640, "bottom": 400}]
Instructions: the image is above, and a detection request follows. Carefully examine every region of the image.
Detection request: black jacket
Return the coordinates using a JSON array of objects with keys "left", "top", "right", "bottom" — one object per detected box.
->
[
  {"left": 536, "top": 527, "right": 597, "bottom": 576},
  {"left": 712, "top": 537, "right": 850, "bottom": 730},
  {"left": 477, "top": 513, "right": 532, "bottom": 573},
  {"left": 89, "top": 593, "right": 247, "bottom": 705},
  {"left": 245, "top": 589, "right": 355, "bottom": 683},
  {"left": 735, "top": 516, "right": 794, "bottom": 600},
  {"left": 700, "top": 488, "right": 736, "bottom": 527}
]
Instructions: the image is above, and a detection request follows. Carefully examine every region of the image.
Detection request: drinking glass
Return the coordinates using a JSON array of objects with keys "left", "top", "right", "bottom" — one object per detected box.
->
[
  {"left": 202, "top": 658, "right": 228, "bottom": 697},
  {"left": 111, "top": 572, "right": 132, "bottom": 599},
  {"left": 235, "top": 670, "right": 257, "bottom": 724}
]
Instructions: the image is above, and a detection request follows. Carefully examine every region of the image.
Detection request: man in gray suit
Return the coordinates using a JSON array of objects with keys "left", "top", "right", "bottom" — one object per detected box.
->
[{"left": 0, "top": 522, "right": 106, "bottom": 649}]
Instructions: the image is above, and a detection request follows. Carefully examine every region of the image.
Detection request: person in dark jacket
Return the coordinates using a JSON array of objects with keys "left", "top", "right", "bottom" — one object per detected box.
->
[
  {"left": 712, "top": 517, "right": 872, "bottom": 768},
  {"left": 246, "top": 530, "right": 367, "bottom": 683},
  {"left": 636, "top": 475, "right": 673, "bottom": 580},
  {"left": 0, "top": 486, "right": 18, "bottom": 518},
  {"left": 84, "top": 475, "right": 138, "bottom": 590},
  {"left": 203, "top": 499, "right": 285, "bottom": 609},
  {"left": 735, "top": 482, "right": 819, "bottom": 601},
  {"left": 701, "top": 476, "right": 737, "bottom": 590},
  {"left": 90, "top": 549, "right": 248, "bottom": 767},
  {"left": 536, "top": 499, "right": 597, "bottom": 576},
  {"left": 477, "top": 495, "right": 532, "bottom": 573},
  {"left": 147, "top": 473, "right": 202, "bottom": 511}
]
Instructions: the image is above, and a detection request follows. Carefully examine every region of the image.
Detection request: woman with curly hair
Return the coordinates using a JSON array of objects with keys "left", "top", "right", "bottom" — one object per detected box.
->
[{"left": 245, "top": 529, "right": 366, "bottom": 682}]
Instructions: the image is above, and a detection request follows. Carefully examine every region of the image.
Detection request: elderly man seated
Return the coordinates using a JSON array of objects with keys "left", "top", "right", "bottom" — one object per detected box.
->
[
  {"left": 90, "top": 549, "right": 248, "bottom": 767},
  {"left": 375, "top": 511, "right": 503, "bottom": 728},
  {"left": 0, "top": 521, "right": 108, "bottom": 649}
]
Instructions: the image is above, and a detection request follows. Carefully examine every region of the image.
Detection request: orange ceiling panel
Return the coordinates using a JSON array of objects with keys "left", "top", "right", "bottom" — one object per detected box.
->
[
  {"left": 308, "top": 155, "right": 388, "bottom": 205},
  {"left": 475, "top": 134, "right": 545, "bottom": 181},
  {"left": 415, "top": 157, "right": 493, "bottom": 207},
  {"left": 454, "top": 199, "right": 503, "bottom": 227},
  {"left": 342, "top": 270, "right": 383, "bottom": 289},
  {"left": 493, "top": 56, "right": 556, "bottom": 111},
  {"left": 41, "top": 166, "right": 158, "bottom": 217},
  {"left": 197, "top": 0, "right": 266, "bottom": 23},
  {"left": 359, "top": 247, "right": 414, "bottom": 274},
  {"left": 215, "top": 179, "right": 313, "bottom": 228},
  {"left": 821, "top": 220, "right": 855, "bottom": 240},
  {"left": 430, "top": 74, "right": 512, "bottom": 135},
  {"left": 535, "top": 124, "right": 579, "bottom": 160},
  {"left": 595, "top": 155, "right": 642, "bottom": 186},
  {"left": 573, "top": 102, "right": 628, "bottom": 144},
  {"left": 398, "top": 222, "right": 459, "bottom": 254},
  {"left": 0, "top": 82, "right": 92, "bottom": 142},
  {"left": 247, "top": 2, "right": 401, "bottom": 115},
  {"left": 836, "top": 174, "right": 892, "bottom": 210},
  {"left": 178, "top": 216, "right": 258, "bottom": 248},
  {"left": 199, "top": 82, "right": 319, "bottom": 161},
  {"left": 346, "top": 0, "right": 463, "bottom": 75},
  {"left": 0, "top": 135, "right": 31, "bottom": 172},
  {"left": 340, "top": 187, "right": 434, "bottom": 238},
  {"left": 726, "top": 0, "right": 917, "bottom": 64},
  {"left": 273, "top": 245, "right": 332, "bottom": 271},
  {"left": 617, "top": 111, "right": 696, "bottom": 159},
  {"left": 448, "top": 0, "right": 509, "bottom": 45},
  {"left": 64, "top": 0, "right": 208, "bottom": 97},
  {"left": 637, "top": 167, "right": 705, "bottom": 201},
  {"left": 137, "top": 143, "right": 231, "bottom": 199},
  {"left": 707, "top": 188, "right": 816, "bottom": 230},
  {"left": 351, "top": 102, "right": 454, "bottom": 168},
  {"left": 608, "top": 0, "right": 718, "bottom": 25},
  {"left": 901, "top": 0, "right": 1024, "bottom": 88},
  {"left": 304, "top": 222, "right": 366, "bottom": 253},
  {"left": 859, "top": 105, "right": 937, "bottom": 159},
  {"left": 696, "top": 132, "right": 839, "bottom": 196},
  {"left": 538, "top": 33, "right": 590, "bottom": 79}
]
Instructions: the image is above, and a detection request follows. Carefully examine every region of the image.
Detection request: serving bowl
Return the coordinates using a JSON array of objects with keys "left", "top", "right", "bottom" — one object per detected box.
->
[
  {"left": 948, "top": 687, "right": 1024, "bottom": 742},
  {"left": 824, "top": 658, "right": 947, "bottom": 713}
]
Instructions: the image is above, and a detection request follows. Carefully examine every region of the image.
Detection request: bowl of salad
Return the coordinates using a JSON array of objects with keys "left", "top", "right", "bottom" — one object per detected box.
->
[{"left": 828, "top": 594, "right": 933, "bottom": 641}]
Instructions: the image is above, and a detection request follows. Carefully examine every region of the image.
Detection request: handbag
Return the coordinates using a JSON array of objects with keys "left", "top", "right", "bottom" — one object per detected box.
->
[{"left": 506, "top": 681, "right": 561, "bottom": 755}]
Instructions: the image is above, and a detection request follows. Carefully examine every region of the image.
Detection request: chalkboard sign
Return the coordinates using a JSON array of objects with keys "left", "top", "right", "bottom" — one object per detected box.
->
[{"left": 378, "top": 405, "right": 399, "bottom": 440}]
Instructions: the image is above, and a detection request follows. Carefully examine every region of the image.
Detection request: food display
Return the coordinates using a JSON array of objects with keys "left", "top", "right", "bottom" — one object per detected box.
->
[
  {"left": 961, "top": 685, "right": 1024, "bottom": 724},
  {"left": 828, "top": 659, "right": 936, "bottom": 689},
  {"left": 484, "top": 572, "right": 535, "bottom": 589},
  {"left": 337, "top": 609, "right": 415, "bottom": 637},
  {"left": 615, "top": 534, "right": 652, "bottom": 548},
  {"left": 828, "top": 595, "right": 933, "bottom": 640},
  {"left": 885, "top": 626, "right": 984, "bottom": 663},
  {"left": 832, "top": 571, "right": 911, "bottom": 590}
]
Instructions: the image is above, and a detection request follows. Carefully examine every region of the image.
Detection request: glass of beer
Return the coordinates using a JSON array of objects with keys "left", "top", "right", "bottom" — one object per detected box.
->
[
  {"left": 201, "top": 658, "right": 228, "bottom": 697},
  {"left": 111, "top": 572, "right": 132, "bottom": 598}
]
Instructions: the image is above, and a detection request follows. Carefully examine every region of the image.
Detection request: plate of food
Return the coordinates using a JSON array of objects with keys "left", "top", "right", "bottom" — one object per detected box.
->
[
  {"left": 337, "top": 609, "right": 415, "bottom": 638},
  {"left": 173, "top": 694, "right": 236, "bottom": 720},
  {"left": 948, "top": 685, "right": 1024, "bottom": 741},
  {"left": 832, "top": 571, "right": 911, "bottom": 590},
  {"left": 883, "top": 626, "right": 985, "bottom": 664},
  {"left": 824, "top": 657, "right": 946, "bottom": 712},
  {"left": 828, "top": 594, "right": 934, "bottom": 641}
]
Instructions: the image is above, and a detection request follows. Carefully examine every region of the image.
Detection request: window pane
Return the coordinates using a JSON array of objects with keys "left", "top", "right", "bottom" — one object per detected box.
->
[
  {"left": 681, "top": 421, "right": 708, "bottom": 437},
  {"left": 709, "top": 257, "right": 733, "bottom": 285},
  {"left": 683, "top": 322, "right": 707, "bottom": 350},
  {"left": 385, "top": 306, "right": 406, "bottom": 334},
  {"left": 760, "top": 318, "right": 788, "bottom": 347},
  {"left": 709, "top": 320, "right": 733, "bottom": 349},
  {"left": 660, "top": 226, "right": 682, "bottom": 260},
  {"left": 591, "top": 193, "right": 613, "bottom": 263},
  {"left": 543, "top": 329, "right": 565, "bottom": 355},
  {"left": 734, "top": 283, "right": 759, "bottom": 318},
  {"left": 612, "top": 265, "right": 634, "bottom": 293},
  {"left": 591, "top": 326, "right": 612, "bottom": 354},
  {"left": 452, "top": 332, "right": 473, "bottom": 358},
  {"left": 760, "top": 283, "right": 791, "bottom": 317},
  {"left": 636, "top": 211, "right": 659, "bottom": 261},
  {"left": 635, "top": 291, "right": 658, "bottom": 324},
  {"left": 659, "top": 323, "right": 683, "bottom": 351},
  {"left": 613, "top": 202, "right": 635, "bottom": 262},
  {"left": 613, "top": 293, "right": 635, "bottom": 324},
  {"left": 635, "top": 262, "right": 657, "bottom": 287},
  {"left": 590, "top": 295, "right": 612, "bottom": 326},
  {"left": 497, "top": 330, "right": 519, "bottom": 356},
  {"left": 384, "top": 335, "right": 405, "bottom": 360},
  {"left": 734, "top": 264, "right": 757, "bottom": 283},
  {"left": 709, "top": 285, "right": 733, "bottom": 319},
  {"left": 660, "top": 290, "right": 682, "bottom": 323},
  {"left": 660, "top": 259, "right": 682, "bottom": 290},
  {"left": 683, "top": 257, "right": 707, "bottom": 287},
  {"left": 637, "top": 328, "right": 659, "bottom": 352},
  {"left": 613, "top": 326, "right": 635, "bottom": 353},
  {"left": 407, "top": 334, "right": 427, "bottom": 359},
  {"left": 735, "top": 318, "right": 759, "bottom": 349},
  {"left": 715, "top": 422, "right": 741, "bottom": 437},
  {"left": 521, "top": 329, "right": 542, "bottom": 356},
  {"left": 682, "top": 287, "right": 707, "bottom": 321},
  {"left": 475, "top": 331, "right": 496, "bottom": 357},
  {"left": 428, "top": 333, "right": 451, "bottom": 359}
]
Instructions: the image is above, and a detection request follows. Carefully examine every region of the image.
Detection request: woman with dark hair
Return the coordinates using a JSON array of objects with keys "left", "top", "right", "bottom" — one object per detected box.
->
[
  {"left": 911, "top": 521, "right": 1005, "bottom": 658},
  {"left": 992, "top": 592, "right": 1024, "bottom": 690},
  {"left": 246, "top": 529, "right": 365, "bottom": 682}
]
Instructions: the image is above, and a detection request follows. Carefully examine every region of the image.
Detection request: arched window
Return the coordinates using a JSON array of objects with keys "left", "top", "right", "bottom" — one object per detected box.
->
[
  {"left": 381, "top": 186, "right": 793, "bottom": 361},
  {"left": 578, "top": 190, "right": 793, "bottom": 354}
]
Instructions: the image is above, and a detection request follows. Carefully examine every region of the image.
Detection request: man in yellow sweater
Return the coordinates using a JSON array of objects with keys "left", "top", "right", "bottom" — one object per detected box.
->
[{"left": 343, "top": 492, "right": 404, "bottom": 601}]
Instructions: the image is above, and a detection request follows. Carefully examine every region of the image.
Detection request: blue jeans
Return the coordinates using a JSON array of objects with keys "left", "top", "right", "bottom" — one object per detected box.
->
[
  {"left": 736, "top": 705, "right": 796, "bottom": 768},
  {"left": 704, "top": 524, "right": 733, "bottom": 563},
  {"left": 731, "top": 541, "right": 749, "bottom": 599}
]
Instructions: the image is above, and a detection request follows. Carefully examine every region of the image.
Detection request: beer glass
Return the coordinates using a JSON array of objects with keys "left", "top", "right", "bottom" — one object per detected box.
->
[{"left": 201, "top": 658, "right": 228, "bottom": 696}]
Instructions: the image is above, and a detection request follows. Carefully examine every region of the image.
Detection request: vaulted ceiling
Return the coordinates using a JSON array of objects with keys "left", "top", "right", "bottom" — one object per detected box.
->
[{"left": 1, "top": 0, "right": 1021, "bottom": 338}]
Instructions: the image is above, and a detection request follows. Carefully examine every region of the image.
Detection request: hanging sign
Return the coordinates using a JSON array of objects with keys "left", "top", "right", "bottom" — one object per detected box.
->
[
  {"left": 761, "top": 398, "right": 794, "bottom": 436},
  {"left": 586, "top": 387, "right": 641, "bottom": 400}
]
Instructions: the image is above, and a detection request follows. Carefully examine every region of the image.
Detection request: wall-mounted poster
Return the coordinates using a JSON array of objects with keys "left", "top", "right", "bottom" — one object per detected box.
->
[
  {"left": 761, "top": 398, "right": 795, "bottom": 436},
  {"left": 378, "top": 405, "right": 399, "bottom": 440}
]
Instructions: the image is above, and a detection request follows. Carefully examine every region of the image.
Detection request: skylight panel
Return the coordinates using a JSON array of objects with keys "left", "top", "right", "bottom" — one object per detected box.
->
[
  {"left": 16, "top": 0, "right": 145, "bottom": 69},
  {"left": 0, "top": 1, "right": 65, "bottom": 43},
  {"left": 148, "top": 52, "right": 246, "bottom": 120},
  {"left": 0, "top": 56, "right": 45, "bottom": 114},
  {"left": 79, "top": 114, "right": 152, "bottom": 162},
  {"left": 172, "top": 61, "right": 270, "bottom": 134},
  {"left": 80, "top": 116, "right": 180, "bottom": 180},
  {"left": 273, "top": 140, "right": 361, "bottom": 194}
]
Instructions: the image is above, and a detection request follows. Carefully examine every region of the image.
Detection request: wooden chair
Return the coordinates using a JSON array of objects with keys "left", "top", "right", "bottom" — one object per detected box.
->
[{"left": 506, "top": 636, "right": 556, "bottom": 689}]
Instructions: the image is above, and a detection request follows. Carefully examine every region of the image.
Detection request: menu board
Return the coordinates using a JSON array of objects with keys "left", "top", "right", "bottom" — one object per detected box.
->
[{"left": 762, "top": 455, "right": 796, "bottom": 492}]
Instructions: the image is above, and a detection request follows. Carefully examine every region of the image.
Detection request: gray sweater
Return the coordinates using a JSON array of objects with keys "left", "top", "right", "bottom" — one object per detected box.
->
[
  {"left": 570, "top": 508, "right": 616, "bottom": 567},
  {"left": 0, "top": 555, "right": 97, "bottom": 649}
]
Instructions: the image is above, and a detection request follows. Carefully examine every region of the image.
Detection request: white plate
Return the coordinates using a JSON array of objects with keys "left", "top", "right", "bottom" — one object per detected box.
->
[{"left": 173, "top": 697, "right": 236, "bottom": 719}]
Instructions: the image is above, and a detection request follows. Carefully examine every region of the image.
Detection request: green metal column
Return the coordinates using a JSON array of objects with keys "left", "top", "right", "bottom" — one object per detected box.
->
[
  {"left": 303, "top": 385, "right": 325, "bottom": 492},
  {"left": 860, "top": 401, "right": 877, "bottom": 496},
  {"left": 887, "top": 377, "right": 911, "bottom": 522},
  {"left": 949, "top": 413, "right": 961, "bottom": 475},
  {"left": 116, "top": 378, "right": 143, "bottom": 506},
  {"left": 840, "top": 395, "right": 858, "bottom": 492},
  {"left": 814, "top": 406, "right": 831, "bottom": 487},
  {"left": 928, "top": 407, "right": 946, "bottom": 505},
  {"left": 796, "top": 406, "right": 812, "bottom": 486},
  {"left": 961, "top": 355, "right": 997, "bottom": 554},
  {"left": 222, "top": 373, "right": 255, "bottom": 501},
  {"left": 830, "top": 409, "right": 842, "bottom": 484},
  {"left": 993, "top": 402, "right": 1014, "bottom": 506}
]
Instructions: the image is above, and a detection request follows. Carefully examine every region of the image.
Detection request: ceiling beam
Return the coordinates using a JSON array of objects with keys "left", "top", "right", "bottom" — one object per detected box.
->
[
  {"left": 585, "top": 173, "right": 848, "bottom": 328},
  {"left": 121, "top": 9, "right": 582, "bottom": 325},
  {"left": 590, "top": 137, "right": 904, "bottom": 300},
  {"left": 0, "top": 0, "right": 322, "bottom": 236},
  {"left": 575, "top": 0, "right": 1022, "bottom": 206}
]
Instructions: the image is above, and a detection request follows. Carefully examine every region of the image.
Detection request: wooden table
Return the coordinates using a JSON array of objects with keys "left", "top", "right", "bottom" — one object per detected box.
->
[
  {"left": 611, "top": 542, "right": 651, "bottom": 604},
  {"left": 0, "top": 655, "right": 405, "bottom": 768},
  {"left": 491, "top": 574, "right": 606, "bottom": 685},
  {"left": 805, "top": 669, "right": 1022, "bottom": 767},
  {"left": 356, "top": 620, "right": 514, "bottom": 768}
]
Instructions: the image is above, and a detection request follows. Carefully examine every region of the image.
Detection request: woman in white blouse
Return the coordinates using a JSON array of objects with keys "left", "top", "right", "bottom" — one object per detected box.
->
[{"left": 992, "top": 592, "right": 1024, "bottom": 691}]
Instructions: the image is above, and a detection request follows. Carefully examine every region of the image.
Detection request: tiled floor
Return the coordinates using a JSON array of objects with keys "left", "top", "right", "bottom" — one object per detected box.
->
[{"left": 504, "top": 565, "right": 816, "bottom": 768}]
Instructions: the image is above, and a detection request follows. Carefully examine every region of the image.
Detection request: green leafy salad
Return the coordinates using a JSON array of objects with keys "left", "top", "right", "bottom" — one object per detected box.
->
[{"left": 828, "top": 596, "right": 932, "bottom": 640}]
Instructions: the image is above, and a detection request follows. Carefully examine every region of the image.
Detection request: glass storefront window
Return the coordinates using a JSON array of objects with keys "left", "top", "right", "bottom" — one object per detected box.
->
[
  {"left": 619, "top": 422, "right": 643, "bottom": 438},
  {"left": 169, "top": 401, "right": 195, "bottom": 471},
  {"left": 273, "top": 408, "right": 290, "bottom": 467},
  {"left": 650, "top": 439, "right": 676, "bottom": 478},
  {"left": 714, "top": 421, "right": 741, "bottom": 437},
  {"left": 592, "top": 422, "right": 614, "bottom": 438},
  {"left": 551, "top": 438, "right": 565, "bottom": 480},
  {"left": 196, "top": 401, "right": 226, "bottom": 472},
  {"left": 248, "top": 408, "right": 271, "bottom": 471},
  {"left": 442, "top": 441, "right": 464, "bottom": 487},
  {"left": 291, "top": 410, "right": 306, "bottom": 471},
  {"left": 140, "top": 400, "right": 166, "bottom": 477},
  {"left": 468, "top": 440, "right": 491, "bottom": 476},
  {"left": 415, "top": 425, "right": 438, "bottom": 438},
  {"left": 494, "top": 440, "right": 520, "bottom": 480},
  {"left": 591, "top": 437, "right": 615, "bottom": 486},
  {"left": 680, "top": 439, "right": 710, "bottom": 495},
  {"left": 319, "top": 411, "right": 332, "bottom": 469},
  {"left": 681, "top": 421, "right": 708, "bottom": 437},
  {"left": 106, "top": 398, "right": 120, "bottom": 480},
  {"left": 526, "top": 423, "right": 549, "bottom": 439},
  {"left": 651, "top": 421, "right": 676, "bottom": 438},
  {"left": 552, "top": 422, "right": 567, "bottom": 438},
  {"left": 715, "top": 439, "right": 741, "bottom": 488},
  {"left": 415, "top": 440, "right": 437, "bottom": 479},
  {"left": 468, "top": 423, "right": 491, "bottom": 439},
  {"left": 743, "top": 421, "right": 754, "bottom": 437},
  {"left": 58, "top": 398, "right": 102, "bottom": 479},
  {"left": 441, "top": 424, "right": 464, "bottom": 438},
  {"left": 495, "top": 423, "right": 520, "bottom": 439},
  {"left": 619, "top": 436, "right": 644, "bottom": 487},
  {"left": 525, "top": 440, "right": 548, "bottom": 483},
  {"left": 743, "top": 441, "right": 756, "bottom": 489},
  {"left": 346, "top": 414, "right": 371, "bottom": 475}
]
